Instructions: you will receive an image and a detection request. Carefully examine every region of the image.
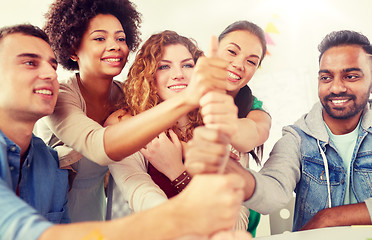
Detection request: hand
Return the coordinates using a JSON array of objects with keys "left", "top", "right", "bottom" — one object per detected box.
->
[
  {"left": 200, "top": 91, "right": 239, "bottom": 140},
  {"left": 140, "top": 130, "right": 184, "bottom": 181},
  {"left": 174, "top": 174, "right": 245, "bottom": 236},
  {"left": 182, "top": 36, "right": 228, "bottom": 107},
  {"left": 185, "top": 127, "right": 230, "bottom": 175}
]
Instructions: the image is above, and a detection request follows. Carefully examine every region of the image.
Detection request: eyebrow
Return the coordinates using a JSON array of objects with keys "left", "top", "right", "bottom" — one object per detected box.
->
[
  {"left": 160, "top": 58, "right": 194, "bottom": 63},
  {"left": 229, "top": 42, "right": 260, "bottom": 59},
  {"left": 90, "top": 30, "right": 125, "bottom": 35},
  {"left": 318, "top": 68, "right": 363, "bottom": 75}
]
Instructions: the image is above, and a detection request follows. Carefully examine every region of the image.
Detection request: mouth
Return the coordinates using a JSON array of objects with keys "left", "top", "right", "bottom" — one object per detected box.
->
[
  {"left": 228, "top": 71, "right": 242, "bottom": 82},
  {"left": 33, "top": 89, "right": 53, "bottom": 96},
  {"left": 168, "top": 84, "right": 187, "bottom": 91},
  {"left": 101, "top": 57, "right": 123, "bottom": 65}
]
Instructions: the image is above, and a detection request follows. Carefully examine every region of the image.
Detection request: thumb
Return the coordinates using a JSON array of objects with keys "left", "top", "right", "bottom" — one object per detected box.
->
[{"left": 208, "top": 35, "right": 219, "bottom": 58}]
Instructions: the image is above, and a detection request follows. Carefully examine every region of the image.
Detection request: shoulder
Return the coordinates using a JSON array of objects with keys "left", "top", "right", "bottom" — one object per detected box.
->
[
  {"left": 31, "top": 135, "right": 59, "bottom": 163},
  {"left": 104, "top": 109, "right": 131, "bottom": 127}
]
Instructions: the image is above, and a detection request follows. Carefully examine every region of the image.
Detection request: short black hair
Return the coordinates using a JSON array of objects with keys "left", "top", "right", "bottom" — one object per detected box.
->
[
  {"left": 44, "top": 0, "right": 141, "bottom": 70},
  {"left": 0, "top": 24, "right": 50, "bottom": 44},
  {"left": 318, "top": 30, "right": 372, "bottom": 62}
]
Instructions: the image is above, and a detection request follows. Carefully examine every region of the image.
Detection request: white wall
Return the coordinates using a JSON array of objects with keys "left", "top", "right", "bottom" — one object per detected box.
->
[{"left": 1, "top": 0, "right": 371, "bottom": 236}]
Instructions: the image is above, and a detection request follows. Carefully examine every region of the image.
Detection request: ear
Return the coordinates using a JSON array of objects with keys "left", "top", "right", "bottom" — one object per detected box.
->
[{"left": 70, "top": 54, "right": 79, "bottom": 62}]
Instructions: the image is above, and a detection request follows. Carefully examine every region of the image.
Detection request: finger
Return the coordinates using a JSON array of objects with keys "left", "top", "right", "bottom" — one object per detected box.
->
[
  {"left": 193, "top": 127, "right": 230, "bottom": 144},
  {"left": 208, "top": 35, "right": 219, "bottom": 58},
  {"left": 169, "top": 129, "right": 181, "bottom": 147}
]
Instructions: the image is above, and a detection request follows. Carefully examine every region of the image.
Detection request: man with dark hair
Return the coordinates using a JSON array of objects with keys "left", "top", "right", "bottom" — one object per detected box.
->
[
  {"left": 187, "top": 30, "right": 372, "bottom": 231},
  {"left": 0, "top": 23, "right": 249, "bottom": 240}
]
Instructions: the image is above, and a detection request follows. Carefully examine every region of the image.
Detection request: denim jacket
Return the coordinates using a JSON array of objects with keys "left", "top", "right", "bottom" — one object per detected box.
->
[
  {"left": 0, "top": 130, "right": 69, "bottom": 240},
  {"left": 244, "top": 102, "right": 372, "bottom": 231}
]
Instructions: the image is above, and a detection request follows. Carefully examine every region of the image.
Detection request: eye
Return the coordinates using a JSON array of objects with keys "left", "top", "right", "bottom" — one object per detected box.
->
[
  {"left": 319, "top": 75, "right": 332, "bottom": 82},
  {"left": 117, "top": 37, "right": 126, "bottom": 42},
  {"left": 228, "top": 49, "right": 237, "bottom": 55},
  {"left": 24, "top": 60, "right": 38, "bottom": 67},
  {"left": 344, "top": 74, "right": 360, "bottom": 81},
  {"left": 247, "top": 60, "right": 257, "bottom": 66},
  {"left": 94, "top": 37, "right": 105, "bottom": 42},
  {"left": 183, "top": 63, "right": 194, "bottom": 69},
  {"left": 158, "top": 64, "right": 170, "bottom": 70}
]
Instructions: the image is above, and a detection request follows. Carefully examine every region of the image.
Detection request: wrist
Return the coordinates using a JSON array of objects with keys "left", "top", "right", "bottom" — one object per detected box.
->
[{"left": 171, "top": 170, "right": 192, "bottom": 193}]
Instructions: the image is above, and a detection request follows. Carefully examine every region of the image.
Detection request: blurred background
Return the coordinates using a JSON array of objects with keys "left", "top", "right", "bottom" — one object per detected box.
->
[{"left": 1, "top": 0, "right": 371, "bottom": 236}]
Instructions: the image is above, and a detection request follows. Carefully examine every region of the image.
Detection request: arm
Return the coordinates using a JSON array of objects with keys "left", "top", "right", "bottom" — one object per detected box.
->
[
  {"left": 0, "top": 179, "right": 53, "bottom": 240},
  {"left": 40, "top": 174, "right": 245, "bottom": 240},
  {"left": 105, "top": 55, "right": 229, "bottom": 161},
  {"left": 46, "top": 56, "right": 229, "bottom": 165},
  {"left": 231, "top": 110, "right": 271, "bottom": 152},
  {"left": 186, "top": 125, "right": 302, "bottom": 214},
  {"left": 300, "top": 202, "right": 372, "bottom": 230},
  {"left": 108, "top": 151, "right": 168, "bottom": 212}
]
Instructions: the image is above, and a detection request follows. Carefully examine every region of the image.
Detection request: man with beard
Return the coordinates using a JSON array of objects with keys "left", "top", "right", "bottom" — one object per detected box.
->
[{"left": 186, "top": 30, "right": 372, "bottom": 231}]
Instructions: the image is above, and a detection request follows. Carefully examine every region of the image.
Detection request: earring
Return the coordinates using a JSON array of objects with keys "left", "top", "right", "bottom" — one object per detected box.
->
[{"left": 70, "top": 54, "right": 79, "bottom": 62}]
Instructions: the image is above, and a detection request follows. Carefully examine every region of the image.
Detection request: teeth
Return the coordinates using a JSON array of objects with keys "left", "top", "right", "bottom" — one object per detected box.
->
[
  {"left": 104, "top": 58, "right": 121, "bottom": 62},
  {"left": 35, "top": 89, "right": 52, "bottom": 95},
  {"left": 169, "top": 85, "right": 187, "bottom": 90},
  {"left": 332, "top": 99, "right": 348, "bottom": 104},
  {"left": 228, "top": 72, "right": 241, "bottom": 80}
]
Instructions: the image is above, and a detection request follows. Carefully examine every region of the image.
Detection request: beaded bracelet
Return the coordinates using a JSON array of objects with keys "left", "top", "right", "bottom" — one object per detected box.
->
[{"left": 171, "top": 170, "right": 192, "bottom": 193}]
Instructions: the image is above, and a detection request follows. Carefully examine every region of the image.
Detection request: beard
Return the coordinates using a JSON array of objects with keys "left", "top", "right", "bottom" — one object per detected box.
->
[{"left": 321, "top": 93, "right": 368, "bottom": 119}]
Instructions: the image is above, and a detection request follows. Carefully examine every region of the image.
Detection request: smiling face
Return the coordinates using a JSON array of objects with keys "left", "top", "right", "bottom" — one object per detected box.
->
[
  {"left": 155, "top": 44, "right": 195, "bottom": 101},
  {"left": 318, "top": 45, "right": 372, "bottom": 122},
  {"left": 0, "top": 33, "right": 59, "bottom": 121},
  {"left": 74, "top": 14, "right": 128, "bottom": 79},
  {"left": 217, "top": 30, "right": 263, "bottom": 96}
]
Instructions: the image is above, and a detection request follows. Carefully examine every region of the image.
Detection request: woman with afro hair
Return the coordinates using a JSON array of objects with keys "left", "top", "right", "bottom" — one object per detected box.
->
[{"left": 35, "top": 0, "right": 229, "bottom": 222}]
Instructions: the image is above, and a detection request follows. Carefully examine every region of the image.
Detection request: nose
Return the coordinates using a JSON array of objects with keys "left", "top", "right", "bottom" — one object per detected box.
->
[
  {"left": 107, "top": 38, "right": 120, "bottom": 52},
  {"left": 231, "top": 56, "right": 244, "bottom": 71},
  {"left": 171, "top": 67, "right": 184, "bottom": 81},
  {"left": 39, "top": 62, "right": 57, "bottom": 82},
  {"left": 329, "top": 76, "right": 347, "bottom": 94}
]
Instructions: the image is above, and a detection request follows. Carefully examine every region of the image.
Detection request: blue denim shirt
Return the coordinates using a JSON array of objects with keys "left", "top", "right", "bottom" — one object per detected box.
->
[
  {"left": 0, "top": 130, "right": 69, "bottom": 240},
  {"left": 292, "top": 122, "right": 372, "bottom": 231}
]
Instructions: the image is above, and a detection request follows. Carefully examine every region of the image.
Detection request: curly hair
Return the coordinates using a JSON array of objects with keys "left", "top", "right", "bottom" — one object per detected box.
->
[
  {"left": 123, "top": 30, "right": 204, "bottom": 142},
  {"left": 44, "top": 0, "right": 141, "bottom": 70}
]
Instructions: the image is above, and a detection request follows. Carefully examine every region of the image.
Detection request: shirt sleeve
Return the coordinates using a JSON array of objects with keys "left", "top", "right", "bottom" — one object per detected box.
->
[
  {"left": 364, "top": 198, "right": 372, "bottom": 222},
  {"left": 41, "top": 79, "right": 113, "bottom": 166},
  {"left": 109, "top": 152, "right": 168, "bottom": 212},
  {"left": 251, "top": 96, "right": 263, "bottom": 110},
  {"left": 243, "top": 125, "right": 302, "bottom": 214},
  {"left": 0, "top": 178, "right": 53, "bottom": 240}
]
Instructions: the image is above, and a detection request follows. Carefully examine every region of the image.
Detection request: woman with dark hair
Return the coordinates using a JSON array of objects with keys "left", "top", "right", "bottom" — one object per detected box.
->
[
  {"left": 36, "top": 0, "right": 228, "bottom": 222},
  {"left": 187, "top": 20, "right": 272, "bottom": 236}
]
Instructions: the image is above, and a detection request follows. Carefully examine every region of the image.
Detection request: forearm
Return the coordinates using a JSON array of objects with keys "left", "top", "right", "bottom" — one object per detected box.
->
[
  {"left": 225, "top": 159, "right": 255, "bottom": 200},
  {"left": 105, "top": 94, "right": 196, "bottom": 161},
  {"left": 301, "top": 202, "right": 372, "bottom": 230},
  {"left": 108, "top": 152, "right": 168, "bottom": 212},
  {"left": 40, "top": 202, "right": 184, "bottom": 240},
  {"left": 230, "top": 112, "right": 271, "bottom": 153}
]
